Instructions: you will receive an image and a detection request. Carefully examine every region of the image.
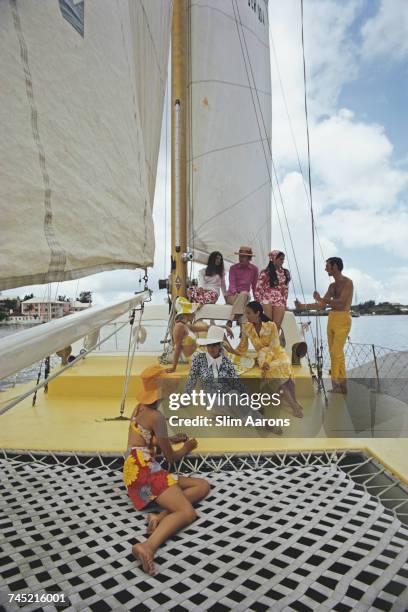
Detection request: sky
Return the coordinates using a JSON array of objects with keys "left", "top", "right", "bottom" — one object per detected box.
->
[{"left": 3, "top": 0, "right": 408, "bottom": 307}]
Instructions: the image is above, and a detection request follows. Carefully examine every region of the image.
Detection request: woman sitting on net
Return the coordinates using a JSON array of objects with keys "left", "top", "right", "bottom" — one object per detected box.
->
[
  {"left": 124, "top": 365, "right": 210, "bottom": 576},
  {"left": 187, "top": 251, "right": 227, "bottom": 304}
]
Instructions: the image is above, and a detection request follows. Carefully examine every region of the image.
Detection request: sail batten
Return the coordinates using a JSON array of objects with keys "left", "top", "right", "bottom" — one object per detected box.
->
[
  {"left": 0, "top": 0, "right": 172, "bottom": 291},
  {"left": 188, "top": 0, "right": 272, "bottom": 265}
]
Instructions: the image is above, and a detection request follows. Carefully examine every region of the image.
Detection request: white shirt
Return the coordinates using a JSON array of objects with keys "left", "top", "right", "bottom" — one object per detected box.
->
[
  {"left": 198, "top": 268, "right": 227, "bottom": 297},
  {"left": 205, "top": 352, "right": 223, "bottom": 379}
]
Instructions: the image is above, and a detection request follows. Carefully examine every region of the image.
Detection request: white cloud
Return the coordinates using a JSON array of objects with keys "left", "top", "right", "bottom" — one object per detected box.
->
[
  {"left": 385, "top": 267, "right": 408, "bottom": 303},
  {"left": 347, "top": 267, "right": 384, "bottom": 302},
  {"left": 361, "top": 0, "right": 408, "bottom": 62},
  {"left": 320, "top": 208, "right": 408, "bottom": 259},
  {"left": 311, "top": 110, "right": 408, "bottom": 211}
]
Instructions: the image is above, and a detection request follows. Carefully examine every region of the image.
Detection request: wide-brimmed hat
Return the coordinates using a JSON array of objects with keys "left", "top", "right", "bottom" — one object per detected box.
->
[
  {"left": 234, "top": 246, "right": 254, "bottom": 257},
  {"left": 136, "top": 364, "right": 166, "bottom": 404},
  {"left": 197, "top": 325, "right": 225, "bottom": 346},
  {"left": 175, "top": 297, "right": 199, "bottom": 317}
]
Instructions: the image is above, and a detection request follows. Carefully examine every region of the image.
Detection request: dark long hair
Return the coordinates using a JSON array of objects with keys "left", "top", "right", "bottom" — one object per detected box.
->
[
  {"left": 206, "top": 251, "right": 225, "bottom": 277},
  {"left": 266, "top": 253, "right": 290, "bottom": 287},
  {"left": 246, "top": 301, "right": 270, "bottom": 322}
]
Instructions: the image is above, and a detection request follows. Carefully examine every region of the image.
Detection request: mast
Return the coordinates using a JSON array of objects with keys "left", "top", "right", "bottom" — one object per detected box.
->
[{"left": 171, "top": 0, "right": 188, "bottom": 298}]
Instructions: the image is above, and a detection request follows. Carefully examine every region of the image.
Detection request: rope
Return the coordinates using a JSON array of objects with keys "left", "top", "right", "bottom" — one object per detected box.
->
[
  {"left": 188, "top": 0, "right": 194, "bottom": 276},
  {"left": 115, "top": 304, "right": 145, "bottom": 421},
  {"left": 232, "top": 0, "right": 317, "bottom": 374},
  {"left": 164, "top": 75, "right": 169, "bottom": 277},
  {"left": 269, "top": 29, "right": 325, "bottom": 262},
  {"left": 159, "top": 297, "right": 178, "bottom": 364},
  {"left": 300, "top": 0, "right": 326, "bottom": 397},
  {"left": 0, "top": 317, "right": 136, "bottom": 416}
]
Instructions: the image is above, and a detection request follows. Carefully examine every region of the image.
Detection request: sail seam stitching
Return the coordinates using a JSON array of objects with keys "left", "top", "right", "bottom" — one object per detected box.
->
[
  {"left": 190, "top": 137, "right": 269, "bottom": 163},
  {"left": 190, "top": 2, "right": 269, "bottom": 50},
  {"left": 193, "top": 181, "right": 270, "bottom": 234},
  {"left": 188, "top": 78, "right": 271, "bottom": 97},
  {"left": 10, "top": 0, "right": 67, "bottom": 283}
]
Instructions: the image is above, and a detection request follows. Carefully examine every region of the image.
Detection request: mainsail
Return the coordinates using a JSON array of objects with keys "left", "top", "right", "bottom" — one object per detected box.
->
[
  {"left": 0, "top": 0, "right": 172, "bottom": 291},
  {"left": 188, "top": 0, "right": 272, "bottom": 265}
]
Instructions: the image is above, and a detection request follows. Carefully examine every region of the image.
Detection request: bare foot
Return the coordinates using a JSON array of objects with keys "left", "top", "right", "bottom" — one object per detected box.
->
[
  {"left": 132, "top": 542, "right": 156, "bottom": 576},
  {"left": 292, "top": 403, "right": 303, "bottom": 418},
  {"left": 329, "top": 387, "right": 347, "bottom": 395},
  {"left": 265, "top": 424, "right": 283, "bottom": 436},
  {"left": 146, "top": 513, "right": 160, "bottom": 534}
]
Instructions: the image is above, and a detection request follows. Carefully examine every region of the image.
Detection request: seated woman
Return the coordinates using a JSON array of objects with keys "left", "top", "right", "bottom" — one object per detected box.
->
[
  {"left": 187, "top": 251, "right": 227, "bottom": 304},
  {"left": 255, "top": 250, "right": 290, "bottom": 331},
  {"left": 166, "top": 297, "right": 232, "bottom": 373},
  {"left": 227, "top": 301, "right": 303, "bottom": 418},
  {"left": 124, "top": 364, "right": 210, "bottom": 576}
]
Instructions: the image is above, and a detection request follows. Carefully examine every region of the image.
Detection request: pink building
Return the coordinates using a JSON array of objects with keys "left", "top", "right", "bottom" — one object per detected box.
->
[{"left": 21, "top": 298, "right": 70, "bottom": 321}]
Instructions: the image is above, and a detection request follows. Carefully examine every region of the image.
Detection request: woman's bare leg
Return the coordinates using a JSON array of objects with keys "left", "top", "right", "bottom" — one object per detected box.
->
[
  {"left": 280, "top": 379, "right": 303, "bottom": 418},
  {"left": 271, "top": 306, "right": 285, "bottom": 330},
  {"left": 147, "top": 476, "right": 210, "bottom": 532},
  {"left": 133, "top": 483, "right": 205, "bottom": 575},
  {"left": 263, "top": 303, "right": 273, "bottom": 321}
]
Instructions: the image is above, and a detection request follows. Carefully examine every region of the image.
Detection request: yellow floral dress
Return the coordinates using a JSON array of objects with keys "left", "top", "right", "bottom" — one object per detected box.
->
[{"left": 236, "top": 321, "right": 292, "bottom": 381}]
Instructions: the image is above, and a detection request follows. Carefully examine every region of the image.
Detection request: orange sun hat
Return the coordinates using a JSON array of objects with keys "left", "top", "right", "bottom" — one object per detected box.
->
[{"left": 136, "top": 364, "right": 166, "bottom": 404}]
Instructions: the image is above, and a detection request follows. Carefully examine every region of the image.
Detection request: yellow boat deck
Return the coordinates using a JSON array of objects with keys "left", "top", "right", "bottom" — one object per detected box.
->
[{"left": 1, "top": 354, "right": 408, "bottom": 484}]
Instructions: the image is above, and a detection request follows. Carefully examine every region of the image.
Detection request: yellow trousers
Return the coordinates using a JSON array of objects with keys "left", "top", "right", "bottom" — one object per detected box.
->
[{"left": 327, "top": 311, "right": 351, "bottom": 383}]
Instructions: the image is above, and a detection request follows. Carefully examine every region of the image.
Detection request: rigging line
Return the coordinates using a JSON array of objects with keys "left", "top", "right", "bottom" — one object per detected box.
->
[
  {"left": 271, "top": 187, "right": 300, "bottom": 300},
  {"left": 164, "top": 74, "right": 169, "bottom": 277},
  {"left": 53, "top": 281, "right": 60, "bottom": 302},
  {"left": 231, "top": 0, "right": 271, "bottom": 185},
  {"left": 300, "top": 0, "right": 317, "bottom": 293},
  {"left": 300, "top": 0, "right": 324, "bottom": 363},
  {"left": 234, "top": 1, "right": 271, "bottom": 159},
  {"left": 138, "top": 0, "right": 167, "bottom": 89},
  {"left": 232, "top": 0, "right": 273, "bottom": 251},
  {"left": 271, "top": 174, "right": 317, "bottom": 348},
  {"left": 231, "top": 0, "right": 272, "bottom": 242},
  {"left": 269, "top": 30, "right": 325, "bottom": 262},
  {"left": 188, "top": 0, "right": 194, "bottom": 279},
  {"left": 271, "top": 159, "right": 307, "bottom": 303},
  {"left": 0, "top": 315, "right": 133, "bottom": 415}
]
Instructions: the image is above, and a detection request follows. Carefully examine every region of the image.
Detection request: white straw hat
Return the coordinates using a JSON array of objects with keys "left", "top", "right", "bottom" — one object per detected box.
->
[{"left": 197, "top": 325, "right": 225, "bottom": 345}]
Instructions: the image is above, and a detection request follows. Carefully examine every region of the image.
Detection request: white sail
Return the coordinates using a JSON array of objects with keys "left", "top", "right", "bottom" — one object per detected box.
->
[
  {"left": 0, "top": 0, "right": 171, "bottom": 291},
  {"left": 188, "top": 0, "right": 271, "bottom": 265},
  {"left": 0, "top": 291, "right": 150, "bottom": 380}
]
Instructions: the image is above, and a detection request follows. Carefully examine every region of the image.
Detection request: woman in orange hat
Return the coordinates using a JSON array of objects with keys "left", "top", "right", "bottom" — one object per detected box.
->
[{"left": 124, "top": 364, "right": 210, "bottom": 576}]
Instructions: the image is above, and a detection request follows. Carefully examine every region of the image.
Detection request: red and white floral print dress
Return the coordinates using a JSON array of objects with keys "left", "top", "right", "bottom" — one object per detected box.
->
[{"left": 255, "top": 268, "right": 289, "bottom": 308}]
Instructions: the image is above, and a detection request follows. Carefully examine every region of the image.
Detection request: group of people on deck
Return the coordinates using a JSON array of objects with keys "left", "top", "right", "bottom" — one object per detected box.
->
[
  {"left": 124, "top": 246, "right": 354, "bottom": 575},
  {"left": 187, "top": 245, "right": 290, "bottom": 331},
  {"left": 182, "top": 244, "right": 353, "bottom": 395}
]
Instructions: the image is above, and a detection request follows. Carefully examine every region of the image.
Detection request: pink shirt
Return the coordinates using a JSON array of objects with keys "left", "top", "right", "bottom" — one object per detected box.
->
[{"left": 228, "top": 262, "right": 259, "bottom": 296}]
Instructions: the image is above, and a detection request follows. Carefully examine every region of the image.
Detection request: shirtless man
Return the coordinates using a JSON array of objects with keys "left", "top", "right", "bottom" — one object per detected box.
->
[{"left": 295, "top": 257, "right": 353, "bottom": 393}]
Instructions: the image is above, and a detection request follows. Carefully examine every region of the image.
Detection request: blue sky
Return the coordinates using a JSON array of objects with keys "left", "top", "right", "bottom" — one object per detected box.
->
[{"left": 3, "top": 0, "right": 408, "bottom": 306}]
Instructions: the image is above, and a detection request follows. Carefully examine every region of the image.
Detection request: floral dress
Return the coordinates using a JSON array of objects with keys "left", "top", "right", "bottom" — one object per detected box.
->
[
  {"left": 123, "top": 416, "right": 178, "bottom": 510},
  {"left": 235, "top": 321, "right": 292, "bottom": 382},
  {"left": 255, "top": 268, "right": 289, "bottom": 307}
]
